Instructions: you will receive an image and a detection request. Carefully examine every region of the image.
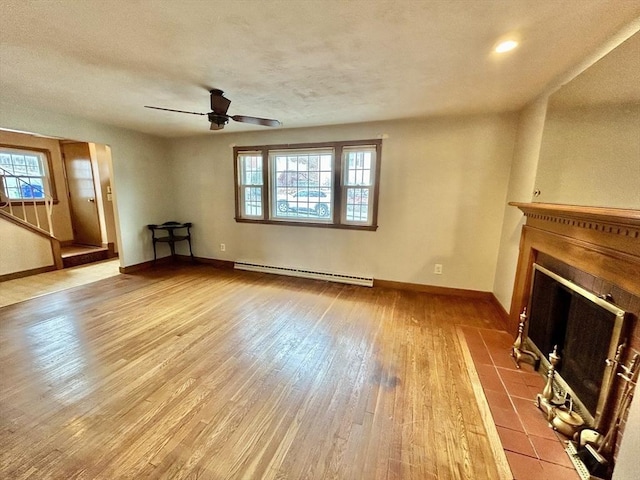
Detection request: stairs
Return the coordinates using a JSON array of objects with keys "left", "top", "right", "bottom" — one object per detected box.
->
[
  {"left": 61, "top": 245, "right": 111, "bottom": 268},
  {"left": 1, "top": 168, "right": 114, "bottom": 279}
]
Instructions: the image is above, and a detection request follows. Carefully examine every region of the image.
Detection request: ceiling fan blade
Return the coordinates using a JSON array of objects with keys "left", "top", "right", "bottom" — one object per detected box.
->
[
  {"left": 209, "top": 122, "right": 225, "bottom": 131},
  {"left": 144, "top": 106, "right": 206, "bottom": 116},
  {"left": 231, "top": 115, "right": 281, "bottom": 127},
  {"left": 210, "top": 89, "right": 231, "bottom": 115}
]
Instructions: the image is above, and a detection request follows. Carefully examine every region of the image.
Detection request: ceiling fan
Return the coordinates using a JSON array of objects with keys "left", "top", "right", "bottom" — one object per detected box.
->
[{"left": 145, "top": 89, "right": 281, "bottom": 130}]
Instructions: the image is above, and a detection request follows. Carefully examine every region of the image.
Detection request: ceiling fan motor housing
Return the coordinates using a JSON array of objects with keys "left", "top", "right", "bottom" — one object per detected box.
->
[
  {"left": 210, "top": 89, "right": 231, "bottom": 114},
  {"left": 208, "top": 113, "right": 229, "bottom": 128}
]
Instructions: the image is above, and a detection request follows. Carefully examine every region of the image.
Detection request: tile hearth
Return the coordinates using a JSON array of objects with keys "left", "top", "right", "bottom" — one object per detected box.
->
[{"left": 460, "top": 326, "right": 581, "bottom": 480}]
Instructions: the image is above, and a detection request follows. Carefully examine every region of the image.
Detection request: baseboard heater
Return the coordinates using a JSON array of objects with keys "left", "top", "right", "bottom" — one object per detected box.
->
[{"left": 234, "top": 261, "right": 374, "bottom": 287}]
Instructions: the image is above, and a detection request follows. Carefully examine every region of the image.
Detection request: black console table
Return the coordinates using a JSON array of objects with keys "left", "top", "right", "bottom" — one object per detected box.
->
[{"left": 147, "top": 221, "right": 194, "bottom": 263}]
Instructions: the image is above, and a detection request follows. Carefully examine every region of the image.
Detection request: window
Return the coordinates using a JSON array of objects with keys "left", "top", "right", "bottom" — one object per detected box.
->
[
  {"left": 234, "top": 140, "right": 381, "bottom": 230},
  {"left": 0, "top": 146, "right": 55, "bottom": 202},
  {"left": 237, "top": 151, "right": 264, "bottom": 218},
  {"left": 343, "top": 146, "right": 376, "bottom": 225}
]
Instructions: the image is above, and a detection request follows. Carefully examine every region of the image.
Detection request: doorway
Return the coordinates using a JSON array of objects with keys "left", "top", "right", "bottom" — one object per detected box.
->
[
  {"left": 61, "top": 142, "right": 102, "bottom": 246},
  {"left": 60, "top": 141, "right": 119, "bottom": 268}
]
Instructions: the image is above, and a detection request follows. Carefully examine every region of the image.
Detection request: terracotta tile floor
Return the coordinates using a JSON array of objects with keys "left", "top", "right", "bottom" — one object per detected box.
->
[{"left": 460, "top": 326, "right": 581, "bottom": 480}]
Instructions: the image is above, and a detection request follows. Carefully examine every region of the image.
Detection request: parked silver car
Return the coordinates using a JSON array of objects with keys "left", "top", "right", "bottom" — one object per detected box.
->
[{"left": 277, "top": 190, "right": 331, "bottom": 217}]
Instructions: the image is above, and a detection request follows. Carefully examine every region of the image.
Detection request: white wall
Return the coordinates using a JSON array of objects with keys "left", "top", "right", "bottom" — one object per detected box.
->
[
  {"left": 613, "top": 390, "right": 640, "bottom": 480},
  {"left": 0, "top": 100, "right": 173, "bottom": 267},
  {"left": 492, "top": 98, "right": 548, "bottom": 311},
  {"left": 170, "top": 114, "right": 517, "bottom": 291}
]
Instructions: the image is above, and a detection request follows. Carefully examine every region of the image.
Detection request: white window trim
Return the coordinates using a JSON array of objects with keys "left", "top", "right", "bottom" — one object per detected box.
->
[{"left": 0, "top": 145, "right": 56, "bottom": 203}]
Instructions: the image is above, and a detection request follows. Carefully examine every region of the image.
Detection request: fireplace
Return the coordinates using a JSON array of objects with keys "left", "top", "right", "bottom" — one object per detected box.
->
[
  {"left": 526, "top": 263, "right": 629, "bottom": 426},
  {"left": 509, "top": 202, "right": 640, "bottom": 462}
]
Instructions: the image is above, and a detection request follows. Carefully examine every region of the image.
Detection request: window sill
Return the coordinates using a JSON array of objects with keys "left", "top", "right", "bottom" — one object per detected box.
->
[
  {"left": 235, "top": 217, "right": 378, "bottom": 231},
  {"left": 2, "top": 199, "right": 60, "bottom": 205}
]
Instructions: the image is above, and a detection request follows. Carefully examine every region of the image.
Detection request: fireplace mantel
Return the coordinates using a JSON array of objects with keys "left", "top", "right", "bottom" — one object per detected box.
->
[
  {"left": 511, "top": 202, "right": 640, "bottom": 226},
  {"left": 507, "top": 202, "right": 640, "bottom": 332}
]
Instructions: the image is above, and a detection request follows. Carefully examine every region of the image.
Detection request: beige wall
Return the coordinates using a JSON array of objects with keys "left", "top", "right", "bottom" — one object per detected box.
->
[
  {"left": 0, "top": 130, "right": 74, "bottom": 241},
  {"left": 492, "top": 98, "right": 548, "bottom": 311},
  {"left": 0, "top": 100, "right": 173, "bottom": 267},
  {"left": 170, "top": 114, "right": 517, "bottom": 292},
  {"left": 534, "top": 103, "right": 640, "bottom": 209},
  {"left": 0, "top": 220, "right": 53, "bottom": 275}
]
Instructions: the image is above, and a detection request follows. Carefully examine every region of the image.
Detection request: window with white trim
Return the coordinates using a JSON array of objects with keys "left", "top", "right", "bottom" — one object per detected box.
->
[
  {"left": 342, "top": 145, "right": 376, "bottom": 225},
  {"left": 0, "top": 146, "right": 54, "bottom": 201},
  {"left": 234, "top": 140, "right": 381, "bottom": 230},
  {"left": 237, "top": 151, "right": 264, "bottom": 218}
]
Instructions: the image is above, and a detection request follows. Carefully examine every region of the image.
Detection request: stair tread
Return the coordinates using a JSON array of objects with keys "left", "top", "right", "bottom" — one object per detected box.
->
[{"left": 61, "top": 246, "right": 108, "bottom": 258}]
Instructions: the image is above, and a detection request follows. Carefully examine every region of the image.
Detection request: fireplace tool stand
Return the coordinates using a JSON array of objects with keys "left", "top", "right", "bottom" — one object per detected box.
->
[
  {"left": 597, "top": 353, "right": 638, "bottom": 455},
  {"left": 511, "top": 308, "right": 540, "bottom": 369},
  {"left": 569, "top": 352, "right": 639, "bottom": 479}
]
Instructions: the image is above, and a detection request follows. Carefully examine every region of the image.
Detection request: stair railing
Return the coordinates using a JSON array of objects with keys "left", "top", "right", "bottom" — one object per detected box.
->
[{"left": 0, "top": 165, "right": 54, "bottom": 236}]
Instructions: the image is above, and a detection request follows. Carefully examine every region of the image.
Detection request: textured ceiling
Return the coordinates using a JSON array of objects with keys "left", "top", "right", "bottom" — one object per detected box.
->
[{"left": 1, "top": 0, "right": 639, "bottom": 138}]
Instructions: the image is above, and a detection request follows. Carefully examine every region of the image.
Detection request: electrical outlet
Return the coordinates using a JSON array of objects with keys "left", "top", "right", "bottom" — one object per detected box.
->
[
  {"left": 220, "top": 243, "right": 226, "bottom": 252},
  {"left": 434, "top": 264, "right": 443, "bottom": 275}
]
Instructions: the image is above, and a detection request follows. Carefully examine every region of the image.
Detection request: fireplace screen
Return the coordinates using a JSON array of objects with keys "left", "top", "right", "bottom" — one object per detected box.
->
[{"left": 526, "top": 264, "right": 628, "bottom": 424}]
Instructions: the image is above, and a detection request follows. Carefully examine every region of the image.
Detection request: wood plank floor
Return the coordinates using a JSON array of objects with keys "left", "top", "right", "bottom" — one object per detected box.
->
[
  {"left": 1, "top": 264, "right": 506, "bottom": 479},
  {"left": 0, "top": 259, "right": 120, "bottom": 308}
]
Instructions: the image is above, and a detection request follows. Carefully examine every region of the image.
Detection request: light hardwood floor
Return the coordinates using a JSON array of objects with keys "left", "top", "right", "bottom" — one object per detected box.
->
[
  {"left": 1, "top": 263, "right": 506, "bottom": 479},
  {"left": 0, "top": 258, "right": 121, "bottom": 308}
]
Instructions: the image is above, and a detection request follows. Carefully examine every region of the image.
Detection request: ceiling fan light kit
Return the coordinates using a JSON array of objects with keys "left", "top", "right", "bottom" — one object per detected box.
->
[{"left": 145, "top": 89, "right": 281, "bottom": 131}]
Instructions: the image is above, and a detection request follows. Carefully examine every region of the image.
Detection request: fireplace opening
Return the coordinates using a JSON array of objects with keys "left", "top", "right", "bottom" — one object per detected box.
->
[{"left": 526, "top": 264, "right": 629, "bottom": 425}]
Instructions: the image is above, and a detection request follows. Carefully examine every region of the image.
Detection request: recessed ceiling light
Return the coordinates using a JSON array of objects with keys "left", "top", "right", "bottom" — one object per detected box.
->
[{"left": 495, "top": 39, "right": 519, "bottom": 53}]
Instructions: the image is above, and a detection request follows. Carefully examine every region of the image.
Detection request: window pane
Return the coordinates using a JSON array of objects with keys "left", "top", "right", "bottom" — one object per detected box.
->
[
  {"left": 0, "top": 153, "right": 12, "bottom": 171},
  {"left": 243, "top": 186, "right": 262, "bottom": 217},
  {"left": 0, "top": 148, "right": 49, "bottom": 201},
  {"left": 4, "top": 177, "right": 18, "bottom": 189},
  {"left": 239, "top": 154, "right": 262, "bottom": 186},
  {"left": 345, "top": 187, "right": 370, "bottom": 222},
  {"left": 29, "top": 178, "right": 45, "bottom": 198},
  {"left": 271, "top": 149, "right": 333, "bottom": 221},
  {"left": 12, "top": 155, "right": 27, "bottom": 175},
  {"left": 344, "top": 148, "right": 375, "bottom": 187},
  {"left": 19, "top": 178, "right": 39, "bottom": 199},
  {"left": 237, "top": 152, "right": 263, "bottom": 219},
  {"left": 25, "top": 155, "right": 43, "bottom": 175},
  {"left": 342, "top": 146, "right": 376, "bottom": 225}
]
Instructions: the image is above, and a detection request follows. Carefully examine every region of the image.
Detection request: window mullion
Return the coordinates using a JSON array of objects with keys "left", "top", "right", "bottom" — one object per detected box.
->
[
  {"left": 261, "top": 148, "right": 269, "bottom": 220},
  {"left": 370, "top": 142, "right": 382, "bottom": 227},
  {"left": 333, "top": 144, "right": 343, "bottom": 225}
]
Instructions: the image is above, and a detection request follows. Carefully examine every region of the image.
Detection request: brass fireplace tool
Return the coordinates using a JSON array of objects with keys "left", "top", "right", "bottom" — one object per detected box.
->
[
  {"left": 535, "top": 346, "right": 585, "bottom": 437},
  {"left": 511, "top": 308, "right": 540, "bottom": 369},
  {"left": 536, "top": 346, "right": 563, "bottom": 416},
  {"left": 571, "top": 352, "right": 639, "bottom": 479},
  {"left": 598, "top": 352, "right": 639, "bottom": 456}
]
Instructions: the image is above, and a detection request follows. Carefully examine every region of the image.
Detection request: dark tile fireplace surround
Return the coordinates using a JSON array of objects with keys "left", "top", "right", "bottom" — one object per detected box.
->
[{"left": 507, "top": 203, "right": 640, "bottom": 471}]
